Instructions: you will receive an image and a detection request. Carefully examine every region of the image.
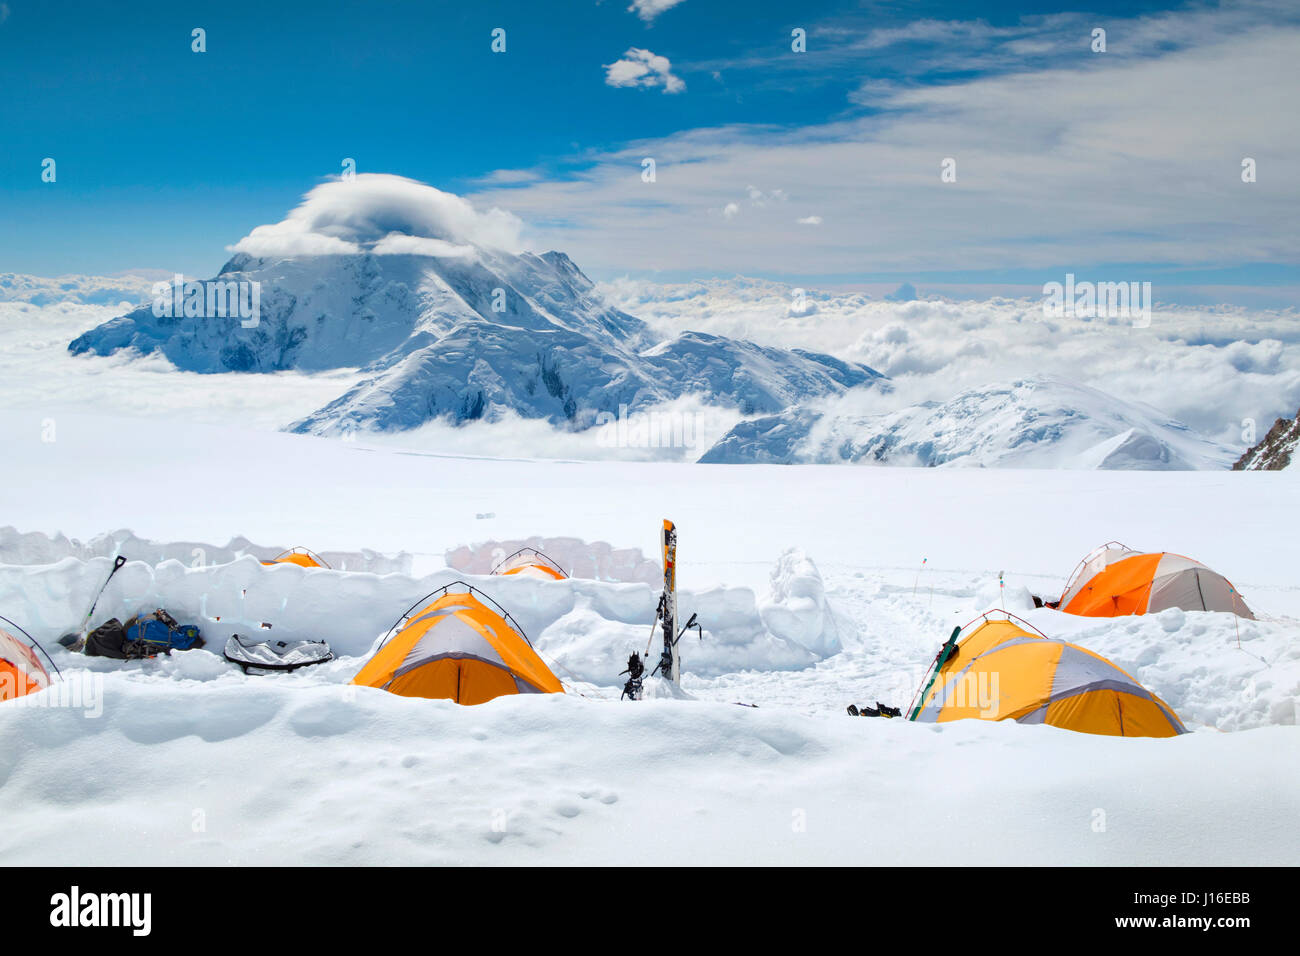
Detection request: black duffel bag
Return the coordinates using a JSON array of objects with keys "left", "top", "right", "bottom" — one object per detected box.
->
[{"left": 84, "top": 618, "right": 129, "bottom": 659}]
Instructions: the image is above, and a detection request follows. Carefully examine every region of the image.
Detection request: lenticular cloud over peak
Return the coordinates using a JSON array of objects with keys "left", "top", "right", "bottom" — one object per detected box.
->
[{"left": 230, "top": 174, "right": 526, "bottom": 259}]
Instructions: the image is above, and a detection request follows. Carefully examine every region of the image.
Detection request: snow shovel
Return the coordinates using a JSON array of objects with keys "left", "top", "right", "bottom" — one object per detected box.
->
[{"left": 61, "top": 555, "right": 127, "bottom": 652}]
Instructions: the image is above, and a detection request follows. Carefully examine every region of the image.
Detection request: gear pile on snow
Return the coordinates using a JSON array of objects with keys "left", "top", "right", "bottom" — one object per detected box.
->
[{"left": 85, "top": 610, "right": 204, "bottom": 659}]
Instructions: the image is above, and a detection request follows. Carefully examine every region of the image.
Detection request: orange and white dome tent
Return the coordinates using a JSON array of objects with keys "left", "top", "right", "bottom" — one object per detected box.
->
[
  {"left": 489, "top": 547, "right": 567, "bottom": 581},
  {"left": 1057, "top": 542, "right": 1253, "bottom": 619},
  {"left": 262, "top": 547, "right": 330, "bottom": 569},
  {"left": 352, "top": 583, "right": 563, "bottom": 705},
  {"left": 0, "top": 615, "right": 56, "bottom": 702},
  {"left": 911, "top": 614, "right": 1187, "bottom": 737}
]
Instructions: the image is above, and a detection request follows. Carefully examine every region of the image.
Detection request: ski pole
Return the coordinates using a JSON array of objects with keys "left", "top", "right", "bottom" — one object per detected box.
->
[
  {"left": 643, "top": 593, "right": 665, "bottom": 657},
  {"left": 75, "top": 555, "right": 127, "bottom": 643},
  {"left": 673, "top": 612, "right": 701, "bottom": 646}
]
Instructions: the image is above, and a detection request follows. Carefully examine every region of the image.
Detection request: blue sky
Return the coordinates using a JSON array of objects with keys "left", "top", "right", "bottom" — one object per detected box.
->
[{"left": 2, "top": 0, "right": 1297, "bottom": 302}]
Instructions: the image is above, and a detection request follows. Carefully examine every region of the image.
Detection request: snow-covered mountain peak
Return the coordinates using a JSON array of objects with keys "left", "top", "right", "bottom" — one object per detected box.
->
[{"left": 67, "top": 176, "right": 885, "bottom": 433}]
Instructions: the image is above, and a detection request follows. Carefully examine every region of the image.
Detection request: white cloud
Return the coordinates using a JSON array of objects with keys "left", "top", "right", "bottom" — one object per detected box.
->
[
  {"left": 231, "top": 174, "right": 525, "bottom": 260},
  {"left": 0, "top": 300, "right": 358, "bottom": 430},
  {"left": 604, "top": 48, "right": 686, "bottom": 93},
  {"left": 475, "top": 24, "right": 1298, "bottom": 279},
  {"left": 358, "top": 393, "right": 737, "bottom": 463},
  {"left": 628, "top": 0, "right": 687, "bottom": 23},
  {"left": 859, "top": 17, "right": 1005, "bottom": 51},
  {"left": 232, "top": 229, "right": 361, "bottom": 259},
  {"left": 722, "top": 202, "right": 740, "bottom": 220},
  {"left": 473, "top": 168, "right": 543, "bottom": 186},
  {"left": 0, "top": 271, "right": 157, "bottom": 305},
  {"left": 797, "top": 216, "right": 823, "bottom": 226},
  {"left": 745, "top": 185, "right": 787, "bottom": 206}
]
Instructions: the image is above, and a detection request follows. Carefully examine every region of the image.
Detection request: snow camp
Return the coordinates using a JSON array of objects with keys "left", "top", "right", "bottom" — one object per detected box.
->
[{"left": 0, "top": 430, "right": 1297, "bottom": 869}]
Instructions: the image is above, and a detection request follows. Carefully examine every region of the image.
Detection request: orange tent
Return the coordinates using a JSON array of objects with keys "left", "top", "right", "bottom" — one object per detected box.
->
[
  {"left": 490, "top": 547, "right": 567, "bottom": 581},
  {"left": 352, "top": 584, "right": 563, "bottom": 705},
  {"left": 262, "top": 547, "right": 330, "bottom": 569},
  {"left": 912, "top": 615, "right": 1187, "bottom": 737},
  {"left": 0, "top": 617, "right": 53, "bottom": 702},
  {"left": 1058, "top": 542, "right": 1253, "bottom": 619}
]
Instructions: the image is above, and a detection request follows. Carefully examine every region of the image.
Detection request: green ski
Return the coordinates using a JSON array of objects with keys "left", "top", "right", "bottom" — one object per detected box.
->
[{"left": 908, "top": 625, "right": 962, "bottom": 720}]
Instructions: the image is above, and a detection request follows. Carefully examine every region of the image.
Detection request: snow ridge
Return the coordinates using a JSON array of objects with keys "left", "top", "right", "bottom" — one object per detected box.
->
[{"left": 700, "top": 378, "right": 1235, "bottom": 469}]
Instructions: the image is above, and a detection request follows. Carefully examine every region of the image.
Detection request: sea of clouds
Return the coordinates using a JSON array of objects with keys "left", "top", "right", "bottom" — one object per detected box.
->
[
  {"left": 4, "top": 270, "right": 1296, "bottom": 460},
  {"left": 600, "top": 277, "right": 1300, "bottom": 448}
]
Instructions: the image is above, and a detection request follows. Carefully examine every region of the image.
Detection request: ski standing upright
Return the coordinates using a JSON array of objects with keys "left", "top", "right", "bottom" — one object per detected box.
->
[{"left": 658, "top": 519, "right": 680, "bottom": 683}]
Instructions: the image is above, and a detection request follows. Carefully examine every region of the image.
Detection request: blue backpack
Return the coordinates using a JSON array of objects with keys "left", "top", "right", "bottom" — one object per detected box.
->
[{"left": 125, "top": 611, "right": 204, "bottom": 654}]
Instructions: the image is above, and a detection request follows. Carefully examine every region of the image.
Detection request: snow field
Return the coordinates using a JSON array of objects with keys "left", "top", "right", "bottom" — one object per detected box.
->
[
  {"left": 2, "top": 675, "right": 1295, "bottom": 865},
  {"left": 1, "top": 413, "right": 1297, "bottom": 865}
]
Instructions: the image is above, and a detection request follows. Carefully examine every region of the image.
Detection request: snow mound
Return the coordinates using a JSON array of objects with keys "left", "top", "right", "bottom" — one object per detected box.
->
[
  {"left": 759, "top": 548, "right": 844, "bottom": 657},
  {"left": 700, "top": 378, "right": 1234, "bottom": 469},
  {"left": 2, "top": 676, "right": 1295, "bottom": 865}
]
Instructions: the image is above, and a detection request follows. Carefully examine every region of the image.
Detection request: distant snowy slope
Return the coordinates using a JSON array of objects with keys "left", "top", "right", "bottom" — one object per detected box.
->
[
  {"left": 701, "top": 378, "right": 1236, "bottom": 470},
  {"left": 68, "top": 175, "right": 884, "bottom": 433},
  {"left": 290, "top": 325, "right": 882, "bottom": 434}
]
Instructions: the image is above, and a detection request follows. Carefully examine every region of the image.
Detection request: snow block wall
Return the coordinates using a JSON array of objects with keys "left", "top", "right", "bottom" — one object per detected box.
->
[
  {"left": 445, "top": 536, "right": 661, "bottom": 585},
  {"left": 0, "top": 537, "right": 850, "bottom": 683},
  {"left": 0, "top": 527, "right": 414, "bottom": 575}
]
